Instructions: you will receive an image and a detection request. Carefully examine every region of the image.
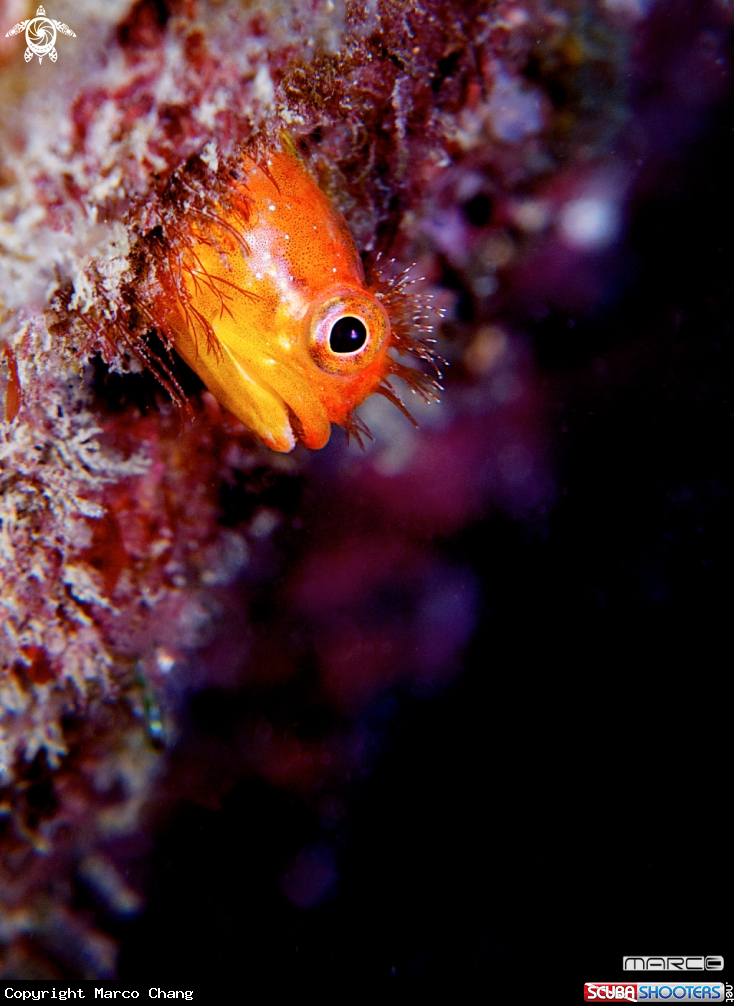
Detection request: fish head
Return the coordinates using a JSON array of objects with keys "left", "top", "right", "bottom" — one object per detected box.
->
[{"left": 168, "top": 147, "right": 394, "bottom": 452}]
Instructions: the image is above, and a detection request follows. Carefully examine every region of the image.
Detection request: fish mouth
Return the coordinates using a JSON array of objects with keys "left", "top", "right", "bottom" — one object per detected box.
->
[
  {"left": 225, "top": 345, "right": 332, "bottom": 451},
  {"left": 220, "top": 345, "right": 295, "bottom": 452}
]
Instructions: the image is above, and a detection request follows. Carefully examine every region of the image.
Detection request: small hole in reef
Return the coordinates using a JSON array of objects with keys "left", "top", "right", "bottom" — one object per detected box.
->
[
  {"left": 90, "top": 354, "right": 161, "bottom": 414},
  {"left": 25, "top": 777, "right": 57, "bottom": 817},
  {"left": 432, "top": 50, "right": 462, "bottom": 93},
  {"left": 89, "top": 335, "right": 204, "bottom": 415}
]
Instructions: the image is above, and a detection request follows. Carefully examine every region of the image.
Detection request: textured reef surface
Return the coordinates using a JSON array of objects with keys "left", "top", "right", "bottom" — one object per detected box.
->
[{"left": 0, "top": 0, "right": 730, "bottom": 982}]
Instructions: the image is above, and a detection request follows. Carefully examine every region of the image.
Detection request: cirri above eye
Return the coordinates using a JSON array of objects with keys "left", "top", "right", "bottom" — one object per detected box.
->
[{"left": 329, "top": 316, "right": 368, "bottom": 354}]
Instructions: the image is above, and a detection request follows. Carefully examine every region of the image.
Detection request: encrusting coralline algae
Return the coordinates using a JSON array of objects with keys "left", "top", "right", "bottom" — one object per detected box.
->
[{"left": 0, "top": 0, "right": 729, "bottom": 979}]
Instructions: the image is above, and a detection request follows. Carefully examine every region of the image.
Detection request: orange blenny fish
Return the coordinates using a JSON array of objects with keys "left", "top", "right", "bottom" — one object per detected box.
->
[{"left": 140, "top": 138, "right": 442, "bottom": 452}]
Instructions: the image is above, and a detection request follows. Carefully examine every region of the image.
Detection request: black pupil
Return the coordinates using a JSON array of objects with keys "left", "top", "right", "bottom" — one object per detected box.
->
[{"left": 329, "top": 316, "right": 367, "bottom": 354}]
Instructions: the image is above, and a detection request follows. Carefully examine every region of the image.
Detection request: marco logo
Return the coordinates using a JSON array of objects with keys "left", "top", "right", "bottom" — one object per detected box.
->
[
  {"left": 4, "top": 5, "right": 76, "bottom": 64},
  {"left": 623, "top": 958, "right": 724, "bottom": 972}
]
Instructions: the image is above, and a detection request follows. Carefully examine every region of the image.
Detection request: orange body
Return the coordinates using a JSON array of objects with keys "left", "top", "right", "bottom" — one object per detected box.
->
[{"left": 164, "top": 144, "right": 393, "bottom": 452}]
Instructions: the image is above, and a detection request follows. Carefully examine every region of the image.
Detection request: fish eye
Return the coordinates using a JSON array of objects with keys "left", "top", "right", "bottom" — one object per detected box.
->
[
  {"left": 329, "top": 316, "right": 368, "bottom": 354},
  {"left": 308, "top": 293, "right": 390, "bottom": 375}
]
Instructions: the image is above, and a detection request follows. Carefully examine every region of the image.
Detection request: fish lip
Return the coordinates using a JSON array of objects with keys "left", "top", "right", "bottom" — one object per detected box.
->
[
  {"left": 258, "top": 389, "right": 297, "bottom": 453},
  {"left": 265, "top": 369, "right": 332, "bottom": 450},
  {"left": 230, "top": 348, "right": 331, "bottom": 451},
  {"left": 222, "top": 344, "right": 296, "bottom": 452}
]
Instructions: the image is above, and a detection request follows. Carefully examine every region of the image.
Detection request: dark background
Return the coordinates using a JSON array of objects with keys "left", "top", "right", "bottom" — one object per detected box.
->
[{"left": 117, "top": 26, "right": 731, "bottom": 999}]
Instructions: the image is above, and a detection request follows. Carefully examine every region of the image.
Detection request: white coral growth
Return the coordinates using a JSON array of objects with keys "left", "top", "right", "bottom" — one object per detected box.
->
[{"left": 0, "top": 316, "right": 148, "bottom": 780}]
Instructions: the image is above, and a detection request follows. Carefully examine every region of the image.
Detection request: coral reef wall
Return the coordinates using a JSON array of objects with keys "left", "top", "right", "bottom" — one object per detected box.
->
[{"left": 0, "top": 0, "right": 730, "bottom": 982}]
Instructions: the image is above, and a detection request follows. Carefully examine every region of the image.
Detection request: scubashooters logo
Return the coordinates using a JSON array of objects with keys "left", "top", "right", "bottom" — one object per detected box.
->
[
  {"left": 584, "top": 983, "right": 725, "bottom": 1002},
  {"left": 4, "top": 5, "right": 76, "bottom": 64}
]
